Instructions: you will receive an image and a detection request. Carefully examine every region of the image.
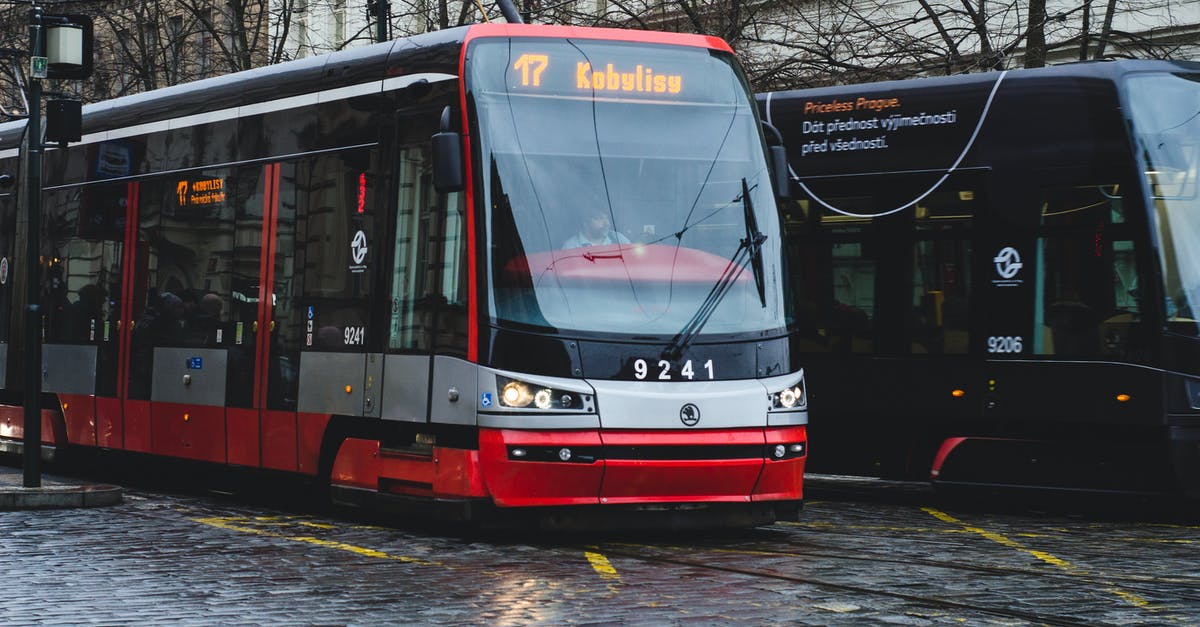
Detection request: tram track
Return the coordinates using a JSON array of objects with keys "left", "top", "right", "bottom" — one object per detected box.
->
[
  {"left": 774, "top": 521, "right": 1200, "bottom": 581},
  {"left": 595, "top": 544, "right": 1101, "bottom": 626},
  {"left": 637, "top": 538, "right": 1200, "bottom": 603}
]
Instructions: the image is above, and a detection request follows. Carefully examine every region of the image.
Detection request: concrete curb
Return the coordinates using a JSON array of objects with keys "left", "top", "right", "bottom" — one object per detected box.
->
[{"left": 0, "top": 484, "right": 123, "bottom": 510}]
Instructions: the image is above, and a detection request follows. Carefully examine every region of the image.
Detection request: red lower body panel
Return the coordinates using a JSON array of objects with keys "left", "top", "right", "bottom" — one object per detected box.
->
[
  {"left": 479, "top": 430, "right": 605, "bottom": 506},
  {"left": 754, "top": 426, "right": 807, "bottom": 501},
  {"left": 478, "top": 427, "right": 806, "bottom": 508},
  {"left": 59, "top": 394, "right": 96, "bottom": 447},
  {"left": 227, "top": 408, "right": 261, "bottom": 468},
  {"left": 332, "top": 438, "right": 490, "bottom": 499},
  {"left": 151, "top": 402, "right": 226, "bottom": 463},
  {"left": 297, "top": 413, "right": 331, "bottom": 476},
  {"left": 261, "top": 410, "right": 297, "bottom": 472},
  {"left": 0, "top": 404, "right": 66, "bottom": 446},
  {"left": 96, "top": 397, "right": 123, "bottom": 448},
  {"left": 123, "top": 400, "right": 152, "bottom": 453}
]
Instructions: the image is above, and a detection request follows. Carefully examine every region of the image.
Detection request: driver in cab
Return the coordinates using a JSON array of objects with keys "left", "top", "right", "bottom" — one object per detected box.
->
[{"left": 562, "top": 209, "right": 631, "bottom": 248}]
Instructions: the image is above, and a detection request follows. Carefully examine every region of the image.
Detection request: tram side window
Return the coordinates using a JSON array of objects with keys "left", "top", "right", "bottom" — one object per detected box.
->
[
  {"left": 911, "top": 239, "right": 971, "bottom": 355},
  {"left": 1035, "top": 184, "right": 1141, "bottom": 356},
  {"left": 830, "top": 240, "right": 875, "bottom": 353},
  {"left": 389, "top": 147, "right": 436, "bottom": 352},
  {"left": 437, "top": 188, "right": 468, "bottom": 354},
  {"left": 909, "top": 189, "right": 974, "bottom": 356},
  {"left": 42, "top": 185, "right": 125, "bottom": 347},
  {"left": 267, "top": 162, "right": 302, "bottom": 410},
  {"left": 299, "top": 150, "right": 378, "bottom": 351}
]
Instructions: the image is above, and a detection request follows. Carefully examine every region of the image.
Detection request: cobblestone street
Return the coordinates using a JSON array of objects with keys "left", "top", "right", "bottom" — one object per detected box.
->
[{"left": 3, "top": 466, "right": 1198, "bottom": 625}]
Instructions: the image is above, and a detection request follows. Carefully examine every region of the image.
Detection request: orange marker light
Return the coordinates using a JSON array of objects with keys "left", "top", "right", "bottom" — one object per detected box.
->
[
  {"left": 345, "top": 385, "right": 353, "bottom": 394},
  {"left": 1116, "top": 394, "right": 1131, "bottom": 403},
  {"left": 951, "top": 389, "right": 965, "bottom": 398},
  {"left": 183, "top": 413, "right": 190, "bottom": 422}
]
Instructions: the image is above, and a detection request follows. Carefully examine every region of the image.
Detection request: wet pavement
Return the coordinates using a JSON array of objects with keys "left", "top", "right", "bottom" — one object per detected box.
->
[
  {"left": 2, "top": 462, "right": 1198, "bottom": 625},
  {"left": 0, "top": 462, "right": 122, "bottom": 510}
]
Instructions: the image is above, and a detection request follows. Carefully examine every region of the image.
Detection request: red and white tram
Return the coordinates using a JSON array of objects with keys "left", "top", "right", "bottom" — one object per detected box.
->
[{"left": 0, "top": 23, "right": 806, "bottom": 527}]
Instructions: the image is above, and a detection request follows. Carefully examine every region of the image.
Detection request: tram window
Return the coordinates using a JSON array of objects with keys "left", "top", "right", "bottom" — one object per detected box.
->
[
  {"left": 1035, "top": 183, "right": 1141, "bottom": 357},
  {"left": 389, "top": 147, "right": 436, "bottom": 352},
  {"left": 42, "top": 185, "right": 125, "bottom": 347},
  {"left": 144, "top": 168, "right": 236, "bottom": 350},
  {"left": 299, "top": 150, "right": 377, "bottom": 351},
  {"left": 830, "top": 241, "right": 874, "bottom": 353},
  {"left": 267, "top": 162, "right": 302, "bottom": 410},
  {"left": 437, "top": 191, "right": 468, "bottom": 353},
  {"left": 911, "top": 238, "right": 971, "bottom": 355}
]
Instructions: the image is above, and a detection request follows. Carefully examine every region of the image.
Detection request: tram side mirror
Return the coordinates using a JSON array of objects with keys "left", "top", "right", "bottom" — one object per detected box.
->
[
  {"left": 432, "top": 106, "right": 464, "bottom": 193},
  {"left": 762, "top": 121, "right": 791, "bottom": 200},
  {"left": 769, "top": 144, "right": 791, "bottom": 199}
]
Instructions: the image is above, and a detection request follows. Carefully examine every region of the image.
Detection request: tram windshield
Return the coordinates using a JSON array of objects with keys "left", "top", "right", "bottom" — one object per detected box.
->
[
  {"left": 468, "top": 38, "right": 787, "bottom": 339},
  {"left": 1127, "top": 71, "right": 1200, "bottom": 335}
]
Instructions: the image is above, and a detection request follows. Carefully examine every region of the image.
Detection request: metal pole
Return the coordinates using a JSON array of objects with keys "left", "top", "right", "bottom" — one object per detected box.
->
[
  {"left": 22, "top": 7, "right": 43, "bottom": 489},
  {"left": 375, "top": 0, "right": 389, "bottom": 43}
]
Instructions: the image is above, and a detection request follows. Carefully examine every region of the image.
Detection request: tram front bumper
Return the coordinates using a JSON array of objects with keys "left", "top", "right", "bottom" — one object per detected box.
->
[{"left": 478, "top": 426, "right": 806, "bottom": 508}]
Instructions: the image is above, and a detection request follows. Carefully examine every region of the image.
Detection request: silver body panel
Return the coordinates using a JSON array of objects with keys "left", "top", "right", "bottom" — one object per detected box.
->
[
  {"left": 381, "top": 354, "right": 430, "bottom": 422},
  {"left": 588, "top": 378, "right": 772, "bottom": 430},
  {"left": 362, "top": 353, "right": 384, "bottom": 418},
  {"left": 42, "top": 344, "right": 97, "bottom": 395},
  {"left": 430, "top": 356, "right": 478, "bottom": 425},
  {"left": 298, "top": 351, "right": 366, "bottom": 416},
  {"left": 477, "top": 413, "right": 601, "bottom": 430},
  {"left": 151, "top": 347, "right": 227, "bottom": 406}
]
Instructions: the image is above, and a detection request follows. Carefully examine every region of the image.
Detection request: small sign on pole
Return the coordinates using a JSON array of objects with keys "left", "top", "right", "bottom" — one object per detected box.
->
[{"left": 31, "top": 56, "right": 47, "bottom": 78}]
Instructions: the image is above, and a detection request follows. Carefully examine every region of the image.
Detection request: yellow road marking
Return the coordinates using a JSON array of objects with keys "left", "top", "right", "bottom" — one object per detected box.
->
[
  {"left": 922, "top": 508, "right": 1151, "bottom": 609},
  {"left": 584, "top": 547, "right": 621, "bottom": 581},
  {"left": 193, "top": 517, "right": 440, "bottom": 566},
  {"left": 197, "top": 517, "right": 622, "bottom": 588},
  {"left": 781, "top": 520, "right": 1198, "bottom": 546}
]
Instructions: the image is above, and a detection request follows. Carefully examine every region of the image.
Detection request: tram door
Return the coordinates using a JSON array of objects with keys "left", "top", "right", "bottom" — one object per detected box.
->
[
  {"left": 384, "top": 131, "right": 470, "bottom": 427},
  {"left": 258, "top": 161, "right": 304, "bottom": 472},
  {"left": 121, "top": 166, "right": 270, "bottom": 463},
  {"left": 40, "top": 183, "right": 128, "bottom": 448}
]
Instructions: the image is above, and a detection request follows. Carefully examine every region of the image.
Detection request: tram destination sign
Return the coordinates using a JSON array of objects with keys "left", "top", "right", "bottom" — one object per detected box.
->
[{"left": 511, "top": 52, "right": 684, "bottom": 97}]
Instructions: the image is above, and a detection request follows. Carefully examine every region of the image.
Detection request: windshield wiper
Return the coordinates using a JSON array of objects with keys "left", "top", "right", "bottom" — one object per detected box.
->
[{"left": 662, "top": 179, "right": 767, "bottom": 361}]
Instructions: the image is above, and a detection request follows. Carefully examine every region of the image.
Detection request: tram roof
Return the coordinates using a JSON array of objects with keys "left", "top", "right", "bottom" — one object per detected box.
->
[
  {"left": 0, "top": 23, "right": 735, "bottom": 153},
  {"left": 758, "top": 58, "right": 1200, "bottom": 100}
]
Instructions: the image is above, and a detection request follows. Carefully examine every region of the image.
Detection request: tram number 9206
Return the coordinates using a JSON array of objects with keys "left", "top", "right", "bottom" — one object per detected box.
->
[
  {"left": 633, "top": 359, "right": 715, "bottom": 380},
  {"left": 986, "top": 336, "right": 1023, "bottom": 354}
]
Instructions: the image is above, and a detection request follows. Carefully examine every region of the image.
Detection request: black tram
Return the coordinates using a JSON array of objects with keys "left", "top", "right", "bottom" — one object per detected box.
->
[
  {"left": 760, "top": 59, "right": 1200, "bottom": 497},
  {"left": 0, "top": 23, "right": 807, "bottom": 527}
]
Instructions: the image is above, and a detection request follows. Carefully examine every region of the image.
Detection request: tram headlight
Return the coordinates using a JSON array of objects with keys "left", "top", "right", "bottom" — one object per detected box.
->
[
  {"left": 769, "top": 372, "right": 807, "bottom": 411},
  {"left": 501, "top": 380, "right": 534, "bottom": 408},
  {"left": 495, "top": 376, "right": 590, "bottom": 411}
]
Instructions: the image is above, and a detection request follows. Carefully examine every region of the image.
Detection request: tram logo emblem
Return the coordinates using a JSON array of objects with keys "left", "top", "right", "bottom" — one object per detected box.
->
[
  {"left": 350, "top": 230, "right": 369, "bottom": 273},
  {"left": 992, "top": 246, "right": 1023, "bottom": 287},
  {"left": 680, "top": 403, "right": 701, "bottom": 427},
  {"left": 351, "top": 230, "right": 369, "bottom": 264}
]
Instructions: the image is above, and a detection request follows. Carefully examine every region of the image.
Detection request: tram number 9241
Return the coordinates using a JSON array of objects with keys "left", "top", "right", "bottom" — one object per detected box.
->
[
  {"left": 633, "top": 359, "right": 716, "bottom": 380},
  {"left": 986, "top": 336, "right": 1024, "bottom": 354}
]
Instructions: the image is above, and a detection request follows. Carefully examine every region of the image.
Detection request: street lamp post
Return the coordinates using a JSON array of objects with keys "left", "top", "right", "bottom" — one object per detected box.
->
[
  {"left": 20, "top": 6, "right": 90, "bottom": 488},
  {"left": 22, "top": 5, "right": 44, "bottom": 489}
]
